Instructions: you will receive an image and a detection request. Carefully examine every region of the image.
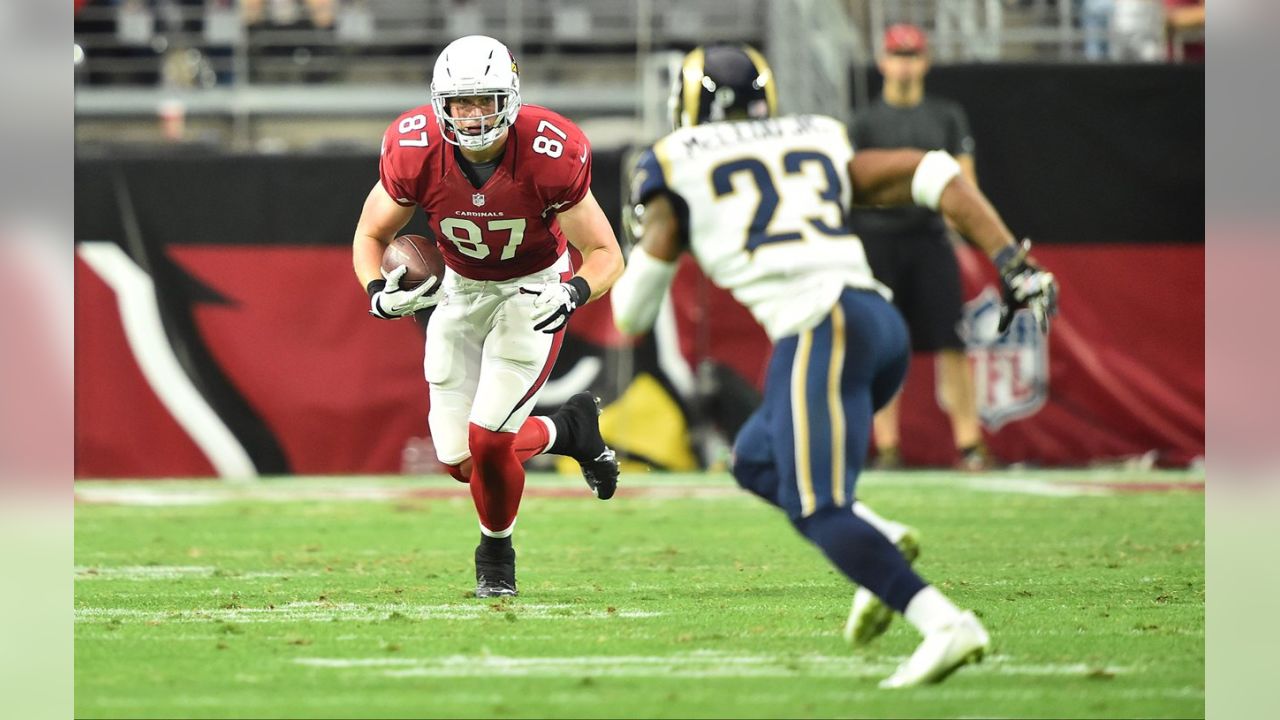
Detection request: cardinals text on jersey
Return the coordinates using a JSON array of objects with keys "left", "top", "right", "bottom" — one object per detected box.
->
[{"left": 380, "top": 104, "right": 592, "bottom": 281}]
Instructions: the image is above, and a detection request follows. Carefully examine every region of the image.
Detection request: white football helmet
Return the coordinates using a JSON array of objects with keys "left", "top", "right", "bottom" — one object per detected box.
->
[{"left": 430, "top": 35, "right": 522, "bottom": 150}]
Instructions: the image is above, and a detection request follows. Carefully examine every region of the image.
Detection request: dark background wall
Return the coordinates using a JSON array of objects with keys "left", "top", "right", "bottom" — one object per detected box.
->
[
  {"left": 857, "top": 62, "right": 1204, "bottom": 244},
  {"left": 79, "top": 65, "right": 1204, "bottom": 248}
]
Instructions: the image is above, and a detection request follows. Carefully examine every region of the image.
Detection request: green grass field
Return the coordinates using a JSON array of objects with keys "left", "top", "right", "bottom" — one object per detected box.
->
[{"left": 74, "top": 470, "right": 1204, "bottom": 719}]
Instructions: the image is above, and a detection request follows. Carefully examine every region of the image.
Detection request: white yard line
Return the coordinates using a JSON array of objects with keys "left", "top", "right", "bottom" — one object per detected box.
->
[
  {"left": 74, "top": 565, "right": 216, "bottom": 579},
  {"left": 74, "top": 565, "right": 309, "bottom": 581},
  {"left": 964, "top": 478, "right": 1114, "bottom": 497},
  {"left": 74, "top": 601, "right": 662, "bottom": 624},
  {"left": 291, "top": 651, "right": 1131, "bottom": 680}
]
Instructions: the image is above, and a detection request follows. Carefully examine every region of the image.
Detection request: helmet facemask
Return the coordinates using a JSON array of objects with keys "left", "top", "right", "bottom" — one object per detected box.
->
[
  {"left": 430, "top": 36, "right": 524, "bottom": 150},
  {"left": 432, "top": 89, "right": 518, "bottom": 151}
]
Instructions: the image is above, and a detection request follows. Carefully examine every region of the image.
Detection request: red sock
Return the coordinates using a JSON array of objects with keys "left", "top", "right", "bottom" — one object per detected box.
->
[
  {"left": 514, "top": 417, "right": 551, "bottom": 462},
  {"left": 448, "top": 419, "right": 544, "bottom": 484},
  {"left": 467, "top": 423, "right": 525, "bottom": 534}
]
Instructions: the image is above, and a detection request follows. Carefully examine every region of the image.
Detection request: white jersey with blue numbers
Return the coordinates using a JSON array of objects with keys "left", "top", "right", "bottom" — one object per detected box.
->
[{"left": 634, "top": 114, "right": 890, "bottom": 340}]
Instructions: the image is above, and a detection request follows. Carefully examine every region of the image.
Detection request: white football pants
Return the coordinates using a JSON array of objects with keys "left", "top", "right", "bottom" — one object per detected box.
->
[{"left": 424, "top": 253, "right": 570, "bottom": 465}]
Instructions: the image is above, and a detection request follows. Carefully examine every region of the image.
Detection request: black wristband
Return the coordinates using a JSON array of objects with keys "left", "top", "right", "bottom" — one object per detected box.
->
[
  {"left": 366, "top": 279, "right": 387, "bottom": 299},
  {"left": 566, "top": 275, "right": 592, "bottom": 305}
]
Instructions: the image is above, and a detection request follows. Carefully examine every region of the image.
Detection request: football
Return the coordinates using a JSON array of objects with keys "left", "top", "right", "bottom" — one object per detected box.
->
[{"left": 381, "top": 234, "right": 445, "bottom": 291}]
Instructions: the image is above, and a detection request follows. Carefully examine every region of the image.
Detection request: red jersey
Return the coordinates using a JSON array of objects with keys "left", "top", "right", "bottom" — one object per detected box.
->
[{"left": 379, "top": 103, "right": 592, "bottom": 281}]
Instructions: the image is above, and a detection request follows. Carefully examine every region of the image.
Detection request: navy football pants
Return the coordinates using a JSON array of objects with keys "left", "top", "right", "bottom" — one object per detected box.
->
[
  {"left": 732, "top": 288, "right": 909, "bottom": 519},
  {"left": 731, "top": 288, "right": 927, "bottom": 612}
]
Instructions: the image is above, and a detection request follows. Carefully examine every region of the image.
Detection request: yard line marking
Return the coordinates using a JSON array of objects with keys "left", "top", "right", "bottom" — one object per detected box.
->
[
  {"left": 74, "top": 602, "right": 662, "bottom": 624},
  {"left": 291, "top": 652, "right": 1130, "bottom": 680},
  {"left": 75, "top": 565, "right": 216, "bottom": 580},
  {"left": 965, "top": 478, "right": 1113, "bottom": 497},
  {"left": 74, "top": 565, "right": 316, "bottom": 581}
]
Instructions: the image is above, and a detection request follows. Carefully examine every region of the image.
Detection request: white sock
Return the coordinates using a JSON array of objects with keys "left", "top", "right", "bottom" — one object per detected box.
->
[
  {"left": 904, "top": 586, "right": 963, "bottom": 636},
  {"left": 537, "top": 416, "right": 557, "bottom": 454},
  {"left": 853, "top": 501, "right": 909, "bottom": 544},
  {"left": 479, "top": 519, "right": 516, "bottom": 539}
]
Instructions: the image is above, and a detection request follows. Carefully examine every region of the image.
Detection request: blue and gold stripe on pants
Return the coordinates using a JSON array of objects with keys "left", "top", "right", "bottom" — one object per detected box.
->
[
  {"left": 788, "top": 303, "right": 849, "bottom": 516},
  {"left": 730, "top": 288, "right": 910, "bottom": 520}
]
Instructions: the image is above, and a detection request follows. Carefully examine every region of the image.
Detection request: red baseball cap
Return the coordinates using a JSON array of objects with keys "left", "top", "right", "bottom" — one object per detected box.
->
[{"left": 883, "top": 24, "right": 928, "bottom": 55}]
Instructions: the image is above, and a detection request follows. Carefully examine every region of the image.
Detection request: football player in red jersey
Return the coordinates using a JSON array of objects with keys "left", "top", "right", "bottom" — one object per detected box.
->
[{"left": 351, "top": 35, "right": 625, "bottom": 598}]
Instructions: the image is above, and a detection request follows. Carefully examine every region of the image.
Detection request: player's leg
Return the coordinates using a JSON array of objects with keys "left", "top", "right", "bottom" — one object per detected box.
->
[
  {"left": 739, "top": 302, "right": 918, "bottom": 603},
  {"left": 542, "top": 392, "right": 619, "bottom": 499},
  {"left": 482, "top": 397, "right": 617, "bottom": 502},
  {"left": 424, "top": 282, "right": 489, "bottom": 483},
  {"left": 938, "top": 349, "right": 989, "bottom": 469},
  {"left": 733, "top": 298, "right": 984, "bottom": 684},
  {"left": 774, "top": 297, "right": 928, "bottom": 621},
  {"left": 843, "top": 294, "right": 924, "bottom": 645},
  {"left": 463, "top": 279, "right": 577, "bottom": 597},
  {"left": 729, "top": 408, "right": 781, "bottom": 505},
  {"left": 914, "top": 237, "right": 992, "bottom": 469},
  {"left": 870, "top": 393, "right": 904, "bottom": 469},
  {"left": 848, "top": 291, "right": 990, "bottom": 687},
  {"left": 425, "top": 286, "right": 525, "bottom": 596},
  {"left": 498, "top": 272, "right": 619, "bottom": 499},
  {"left": 862, "top": 232, "right": 907, "bottom": 470}
]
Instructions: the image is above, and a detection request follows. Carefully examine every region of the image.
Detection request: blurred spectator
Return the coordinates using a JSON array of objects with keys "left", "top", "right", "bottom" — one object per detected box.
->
[
  {"left": 243, "top": 0, "right": 339, "bottom": 83},
  {"left": 74, "top": 0, "right": 221, "bottom": 86},
  {"left": 1080, "top": 0, "right": 1114, "bottom": 61},
  {"left": 1111, "top": 0, "right": 1165, "bottom": 61},
  {"left": 1164, "top": 0, "right": 1205, "bottom": 62},
  {"left": 851, "top": 24, "right": 992, "bottom": 471},
  {"left": 242, "top": 0, "right": 336, "bottom": 30}
]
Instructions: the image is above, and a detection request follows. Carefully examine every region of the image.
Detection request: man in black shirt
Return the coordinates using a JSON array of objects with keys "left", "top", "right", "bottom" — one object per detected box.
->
[{"left": 851, "top": 24, "right": 989, "bottom": 470}]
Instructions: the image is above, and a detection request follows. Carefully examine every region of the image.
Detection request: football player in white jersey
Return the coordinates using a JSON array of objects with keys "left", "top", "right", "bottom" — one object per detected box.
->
[{"left": 612, "top": 44, "right": 1057, "bottom": 688}]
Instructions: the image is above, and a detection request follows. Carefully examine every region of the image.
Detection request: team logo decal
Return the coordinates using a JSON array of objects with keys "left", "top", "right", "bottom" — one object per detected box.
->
[
  {"left": 954, "top": 286, "right": 1050, "bottom": 430},
  {"left": 472, "top": 193, "right": 486, "bottom": 207}
]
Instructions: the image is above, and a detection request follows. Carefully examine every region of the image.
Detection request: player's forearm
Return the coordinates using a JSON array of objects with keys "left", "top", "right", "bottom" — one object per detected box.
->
[
  {"left": 352, "top": 183, "right": 415, "bottom": 288},
  {"left": 573, "top": 243, "right": 624, "bottom": 302},
  {"left": 353, "top": 233, "right": 388, "bottom": 288},
  {"left": 937, "top": 175, "right": 1016, "bottom": 259}
]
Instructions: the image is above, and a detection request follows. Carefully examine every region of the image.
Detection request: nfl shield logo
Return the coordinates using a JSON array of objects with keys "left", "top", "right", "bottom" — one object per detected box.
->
[
  {"left": 472, "top": 193, "right": 486, "bottom": 207},
  {"left": 955, "top": 286, "right": 1050, "bottom": 430}
]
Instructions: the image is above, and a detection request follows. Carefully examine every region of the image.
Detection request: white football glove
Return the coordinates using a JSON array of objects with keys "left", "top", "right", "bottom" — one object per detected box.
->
[
  {"left": 369, "top": 264, "right": 440, "bottom": 320},
  {"left": 518, "top": 277, "right": 591, "bottom": 333}
]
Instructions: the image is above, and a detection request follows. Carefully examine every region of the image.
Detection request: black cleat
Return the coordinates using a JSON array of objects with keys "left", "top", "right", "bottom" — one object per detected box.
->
[
  {"left": 474, "top": 542, "right": 517, "bottom": 598},
  {"left": 553, "top": 392, "right": 619, "bottom": 500}
]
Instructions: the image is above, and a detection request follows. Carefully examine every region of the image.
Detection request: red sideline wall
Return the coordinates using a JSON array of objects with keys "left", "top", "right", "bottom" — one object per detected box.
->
[
  {"left": 665, "top": 243, "right": 1203, "bottom": 468},
  {"left": 74, "top": 242, "right": 1202, "bottom": 477}
]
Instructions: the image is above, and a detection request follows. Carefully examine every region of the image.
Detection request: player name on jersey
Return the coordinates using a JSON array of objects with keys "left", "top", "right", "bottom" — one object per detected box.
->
[
  {"left": 635, "top": 114, "right": 890, "bottom": 340},
  {"left": 674, "top": 115, "right": 826, "bottom": 155}
]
